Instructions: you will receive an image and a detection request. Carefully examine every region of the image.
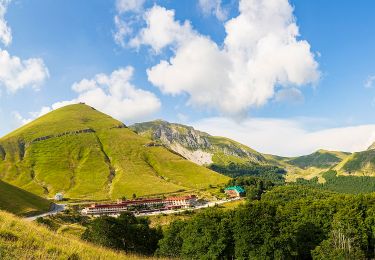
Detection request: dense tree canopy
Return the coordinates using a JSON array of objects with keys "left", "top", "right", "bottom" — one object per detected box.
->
[
  {"left": 82, "top": 212, "right": 161, "bottom": 255},
  {"left": 209, "top": 162, "right": 285, "bottom": 183},
  {"left": 157, "top": 186, "right": 375, "bottom": 259}
]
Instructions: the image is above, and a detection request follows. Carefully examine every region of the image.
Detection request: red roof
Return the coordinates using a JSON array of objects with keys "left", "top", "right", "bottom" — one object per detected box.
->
[
  {"left": 165, "top": 195, "right": 197, "bottom": 201},
  {"left": 89, "top": 198, "right": 163, "bottom": 209}
]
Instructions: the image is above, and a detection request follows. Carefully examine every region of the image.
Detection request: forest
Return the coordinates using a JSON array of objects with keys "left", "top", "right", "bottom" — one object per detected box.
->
[
  {"left": 209, "top": 162, "right": 286, "bottom": 183},
  {"left": 79, "top": 175, "right": 375, "bottom": 259},
  {"left": 296, "top": 170, "right": 375, "bottom": 194}
]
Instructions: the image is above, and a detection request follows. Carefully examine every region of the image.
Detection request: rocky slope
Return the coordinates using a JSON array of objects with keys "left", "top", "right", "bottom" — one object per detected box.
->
[{"left": 130, "top": 120, "right": 267, "bottom": 166}]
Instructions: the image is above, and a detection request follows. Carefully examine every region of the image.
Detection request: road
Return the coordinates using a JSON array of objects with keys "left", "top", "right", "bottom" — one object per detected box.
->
[
  {"left": 26, "top": 203, "right": 66, "bottom": 221},
  {"left": 136, "top": 197, "right": 241, "bottom": 217}
]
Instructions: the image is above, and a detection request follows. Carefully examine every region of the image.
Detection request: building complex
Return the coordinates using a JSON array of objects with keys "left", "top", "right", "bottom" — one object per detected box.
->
[{"left": 82, "top": 195, "right": 197, "bottom": 216}]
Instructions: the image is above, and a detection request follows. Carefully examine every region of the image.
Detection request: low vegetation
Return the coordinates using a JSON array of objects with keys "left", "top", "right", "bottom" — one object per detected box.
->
[{"left": 0, "top": 210, "right": 149, "bottom": 259}]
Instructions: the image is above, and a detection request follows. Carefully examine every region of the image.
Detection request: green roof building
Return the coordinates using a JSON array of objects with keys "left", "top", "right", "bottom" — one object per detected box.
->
[{"left": 224, "top": 186, "right": 245, "bottom": 197}]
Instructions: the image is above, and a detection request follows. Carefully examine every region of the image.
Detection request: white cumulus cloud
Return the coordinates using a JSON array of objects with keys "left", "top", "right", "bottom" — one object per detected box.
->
[
  {"left": 0, "top": 1, "right": 49, "bottom": 93},
  {"left": 113, "top": 0, "right": 145, "bottom": 48},
  {"left": 15, "top": 67, "right": 161, "bottom": 125},
  {"left": 193, "top": 117, "right": 375, "bottom": 157},
  {"left": 129, "top": 5, "right": 195, "bottom": 54},
  {"left": 0, "top": 0, "right": 11, "bottom": 46},
  {"left": 130, "top": 0, "right": 320, "bottom": 116},
  {"left": 0, "top": 49, "right": 49, "bottom": 93}
]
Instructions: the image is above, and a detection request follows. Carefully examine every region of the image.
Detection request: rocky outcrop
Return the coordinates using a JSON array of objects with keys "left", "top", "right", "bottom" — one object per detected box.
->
[
  {"left": 131, "top": 120, "right": 266, "bottom": 165},
  {"left": 30, "top": 128, "right": 95, "bottom": 144},
  {"left": 152, "top": 123, "right": 211, "bottom": 150},
  {"left": 170, "top": 143, "right": 213, "bottom": 165}
]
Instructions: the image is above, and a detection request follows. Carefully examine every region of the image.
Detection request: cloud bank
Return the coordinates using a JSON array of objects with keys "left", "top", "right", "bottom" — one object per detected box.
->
[
  {"left": 16, "top": 67, "right": 161, "bottom": 125},
  {"left": 193, "top": 117, "right": 375, "bottom": 157},
  {"left": 126, "top": 0, "right": 319, "bottom": 116}
]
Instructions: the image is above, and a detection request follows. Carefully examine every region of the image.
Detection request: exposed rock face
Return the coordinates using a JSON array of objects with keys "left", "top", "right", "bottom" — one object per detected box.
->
[
  {"left": 170, "top": 143, "right": 213, "bottom": 165},
  {"left": 152, "top": 123, "right": 211, "bottom": 150},
  {"left": 130, "top": 120, "right": 266, "bottom": 165}
]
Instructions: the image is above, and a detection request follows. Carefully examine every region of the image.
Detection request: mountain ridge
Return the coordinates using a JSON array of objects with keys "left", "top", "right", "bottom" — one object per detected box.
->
[{"left": 130, "top": 120, "right": 267, "bottom": 166}]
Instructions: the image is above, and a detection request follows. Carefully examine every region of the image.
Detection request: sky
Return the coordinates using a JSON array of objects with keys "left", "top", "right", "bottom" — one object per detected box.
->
[{"left": 1, "top": 0, "right": 375, "bottom": 156}]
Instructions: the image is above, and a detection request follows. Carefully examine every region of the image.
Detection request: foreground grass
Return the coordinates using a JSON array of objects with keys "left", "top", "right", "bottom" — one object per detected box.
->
[
  {"left": 0, "top": 180, "right": 51, "bottom": 216},
  {"left": 0, "top": 211, "right": 150, "bottom": 260}
]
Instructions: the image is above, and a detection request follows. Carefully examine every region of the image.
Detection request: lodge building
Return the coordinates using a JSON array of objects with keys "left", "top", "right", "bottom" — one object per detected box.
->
[{"left": 82, "top": 195, "right": 197, "bottom": 216}]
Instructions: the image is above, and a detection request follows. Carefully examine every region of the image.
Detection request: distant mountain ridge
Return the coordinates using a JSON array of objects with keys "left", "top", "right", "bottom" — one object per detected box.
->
[
  {"left": 131, "top": 120, "right": 375, "bottom": 181},
  {"left": 130, "top": 120, "right": 266, "bottom": 166}
]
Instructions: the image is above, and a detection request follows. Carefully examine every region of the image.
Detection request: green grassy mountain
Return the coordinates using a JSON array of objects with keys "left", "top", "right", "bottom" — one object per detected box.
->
[
  {"left": 334, "top": 149, "right": 375, "bottom": 176},
  {"left": 130, "top": 120, "right": 267, "bottom": 166},
  {"left": 286, "top": 149, "right": 349, "bottom": 169},
  {"left": 0, "top": 180, "right": 51, "bottom": 216},
  {"left": 0, "top": 104, "right": 228, "bottom": 201},
  {"left": 266, "top": 150, "right": 350, "bottom": 182}
]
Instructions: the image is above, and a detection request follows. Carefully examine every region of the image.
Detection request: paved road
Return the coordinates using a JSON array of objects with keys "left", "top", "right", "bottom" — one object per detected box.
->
[
  {"left": 26, "top": 203, "right": 66, "bottom": 221},
  {"left": 136, "top": 197, "right": 241, "bottom": 217}
]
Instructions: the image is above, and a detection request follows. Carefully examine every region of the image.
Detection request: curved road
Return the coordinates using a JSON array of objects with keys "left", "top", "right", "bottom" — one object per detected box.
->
[{"left": 26, "top": 203, "right": 66, "bottom": 221}]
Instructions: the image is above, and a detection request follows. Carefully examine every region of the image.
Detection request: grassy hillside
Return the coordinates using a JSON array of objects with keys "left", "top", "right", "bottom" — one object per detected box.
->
[
  {"left": 0, "top": 180, "right": 51, "bottom": 216},
  {"left": 0, "top": 210, "right": 145, "bottom": 259},
  {"left": 332, "top": 149, "right": 375, "bottom": 176},
  {"left": 0, "top": 104, "right": 228, "bottom": 201},
  {"left": 286, "top": 149, "right": 349, "bottom": 169}
]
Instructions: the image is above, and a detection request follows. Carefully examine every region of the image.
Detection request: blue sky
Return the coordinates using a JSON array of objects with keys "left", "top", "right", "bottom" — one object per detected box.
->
[{"left": 1, "top": 0, "right": 375, "bottom": 156}]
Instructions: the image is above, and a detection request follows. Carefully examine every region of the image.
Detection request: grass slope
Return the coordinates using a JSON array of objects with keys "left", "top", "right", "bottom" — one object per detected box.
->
[
  {"left": 0, "top": 210, "right": 146, "bottom": 259},
  {"left": 286, "top": 150, "right": 349, "bottom": 169},
  {"left": 333, "top": 149, "right": 375, "bottom": 176},
  {"left": 0, "top": 180, "right": 51, "bottom": 216},
  {"left": 0, "top": 104, "right": 228, "bottom": 201}
]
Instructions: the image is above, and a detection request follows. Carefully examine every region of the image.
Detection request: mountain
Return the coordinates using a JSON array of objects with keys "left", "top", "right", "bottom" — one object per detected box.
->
[
  {"left": 130, "top": 120, "right": 375, "bottom": 182},
  {"left": 0, "top": 180, "right": 51, "bottom": 216},
  {"left": 0, "top": 210, "right": 141, "bottom": 259},
  {"left": 272, "top": 150, "right": 351, "bottom": 182},
  {"left": 334, "top": 149, "right": 375, "bottom": 176},
  {"left": 130, "top": 120, "right": 266, "bottom": 166},
  {"left": 0, "top": 104, "right": 228, "bottom": 201},
  {"left": 284, "top": 149, "right": 350, "bottom": 169}
]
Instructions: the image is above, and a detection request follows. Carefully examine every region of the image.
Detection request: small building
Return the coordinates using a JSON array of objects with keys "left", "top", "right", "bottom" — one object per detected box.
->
[
  {"left": 165, "top": 195, "right": 197, "bottom": 209},
  {"left": 224, "top": 186, "right": 245, "bottom": 198},
  {"left": 55, "top": 193, "right": 64, "bottom": 201}
]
